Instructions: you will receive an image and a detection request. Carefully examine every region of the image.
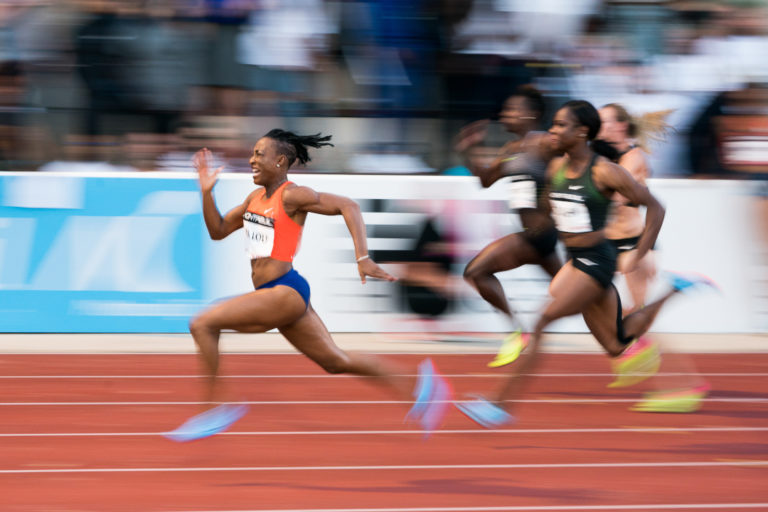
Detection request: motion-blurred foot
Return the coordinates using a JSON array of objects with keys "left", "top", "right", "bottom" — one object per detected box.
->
[
  {"left": 164, "top": 403, "right": 248, "bottom": 442},
  {"left": 488, "top": 330, "right": 529, "bottom": 368}
]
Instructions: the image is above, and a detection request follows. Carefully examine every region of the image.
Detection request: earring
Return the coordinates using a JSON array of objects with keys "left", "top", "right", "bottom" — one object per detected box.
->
[{"left": 277, "top": 164, "right": 280, "bottom": 167}]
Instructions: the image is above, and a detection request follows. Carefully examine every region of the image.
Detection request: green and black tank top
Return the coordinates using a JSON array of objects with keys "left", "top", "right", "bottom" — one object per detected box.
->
[{"left": 549, "top": 154, "right": 612, "bottom": 234}]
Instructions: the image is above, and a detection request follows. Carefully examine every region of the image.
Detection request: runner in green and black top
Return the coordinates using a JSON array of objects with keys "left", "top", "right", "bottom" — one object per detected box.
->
[
  {"left": 454, "top": 100, "right": 716, "bottom": 428},
  {"left": 549, "top": 152, "right": 616, "bottom": 288},
  {"left": 455, "top": 85, "right": 561, "bottom": 367}
]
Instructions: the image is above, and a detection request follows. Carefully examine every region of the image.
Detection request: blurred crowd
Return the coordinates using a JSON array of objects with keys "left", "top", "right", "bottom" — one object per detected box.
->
[{"left": 0, "top": 0, "right": 766, "bottom": 176}]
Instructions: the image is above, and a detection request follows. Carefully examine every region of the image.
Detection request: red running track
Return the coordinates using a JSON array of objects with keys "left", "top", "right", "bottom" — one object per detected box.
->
[{"left": 0, "top": 353, "right": 767, "bottom": 511}]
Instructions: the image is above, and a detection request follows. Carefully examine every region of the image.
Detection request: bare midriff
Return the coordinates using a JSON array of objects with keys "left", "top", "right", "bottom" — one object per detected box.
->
[{"left": 250, "top": 258, "right": 292, "bottom": 288}]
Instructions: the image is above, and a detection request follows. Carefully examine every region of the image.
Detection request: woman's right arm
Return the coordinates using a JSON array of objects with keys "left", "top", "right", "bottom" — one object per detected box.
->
[
  {"left": 455, "top": 120, "right": 505, "bottom": 187},
  {"left": 466, "top": 133, "right": 553, "bottom": 188},
  {"left": 476, "top": 143, "right": 517, "bottom": 187},
  {"left": 200, "top": 190, "right": 250, "bottom": 241},
  {"left": 194, "top": 148, "right": 248, "bottom": 240}
]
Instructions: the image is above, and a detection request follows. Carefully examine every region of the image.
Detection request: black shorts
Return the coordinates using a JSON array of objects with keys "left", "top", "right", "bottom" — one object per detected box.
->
[
  {"left": 566, "top": 240, "right": 617, "bottom": 289},
  {"left": 522, "top": 226, "right": 559, "bottom": 258},
  {"left": 401, "top": 284, "right": 451, "bottom": 317},
  {"left": 608, "top": 236, "right": 640, "bottom": 254}
]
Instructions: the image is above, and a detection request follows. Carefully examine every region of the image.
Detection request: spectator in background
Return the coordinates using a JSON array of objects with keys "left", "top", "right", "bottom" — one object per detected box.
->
[
  {"left": 689, "top": 81, "right": 768, "bottom": 177},
  {"left": 74, "top": 0, "right": 191, "bottom": 137},
  {"left": 0, "top": 60, "right": 26, "bottom": 170},
  {"left": 236, "top": 0, "right": 334, "bottom": 117}
]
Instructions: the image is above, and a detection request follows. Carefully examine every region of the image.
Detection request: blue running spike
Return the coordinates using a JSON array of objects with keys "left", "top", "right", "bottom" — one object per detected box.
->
[
  {"left": 455, "top": 396, "right": 513, "bottom": 429},
  {"left": 164, "top": 404, "right": 248, "bottom": 442},
  {"left": 418, "top": 368, "right": 453, "bottom": 437},
  {"left": 666, "top": 271, "right": 719, "bottom": 293},
  {"left": 405, "top": 358, "right": 435, "bottom": 423}
]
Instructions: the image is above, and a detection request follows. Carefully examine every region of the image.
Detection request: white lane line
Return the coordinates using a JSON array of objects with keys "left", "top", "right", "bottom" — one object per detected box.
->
[
  {"left": 2, "top": 373, "right": 767, "bottom": 379},
  {"left": 165, "top": 504, "right": 768, "bottom": 512},
  {"left": 1, "top": 427, "right": 768, "bottom": 438},
  {"left": 2, "top": 461, "right": 768, "bottom": 474},
  {"left": 1, "top": 397, "right": 766, "bottom": 406}
]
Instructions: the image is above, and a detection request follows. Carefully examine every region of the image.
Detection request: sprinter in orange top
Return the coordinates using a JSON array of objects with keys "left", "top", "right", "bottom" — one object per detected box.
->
[
  {"left": 242, "top": 180, "right": 303, "bottom": 262},
  {"left": 165, "top": 130, "right": 452, "bottom": 441}
]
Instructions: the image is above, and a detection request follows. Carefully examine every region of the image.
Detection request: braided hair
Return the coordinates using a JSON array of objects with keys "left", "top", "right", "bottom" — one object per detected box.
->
[{"left": 264, "top": 129, "right": 334, "bottom": 167}]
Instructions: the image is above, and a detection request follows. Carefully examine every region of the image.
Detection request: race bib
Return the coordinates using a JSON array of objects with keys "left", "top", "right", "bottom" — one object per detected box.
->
[
  {"left": 508, "top": 176, "right": 537, "bottom": 210},
  {"left": 550, "top": 199, "right": 592, "bottom": 233},
  {"left": 243, "top": 212, "right": 275, "bottom": 259}
]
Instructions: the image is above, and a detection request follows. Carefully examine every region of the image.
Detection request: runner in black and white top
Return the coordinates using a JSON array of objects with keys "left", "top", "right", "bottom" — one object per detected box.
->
[{"left": 455, "top": 85, "right": 561, "bottom": 367}]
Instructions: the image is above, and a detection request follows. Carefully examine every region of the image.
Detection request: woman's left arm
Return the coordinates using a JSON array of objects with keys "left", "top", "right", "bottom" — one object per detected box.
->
[
  {"left": 284, "top": 186, "right": 396, "bottom": 283},
  {"left": 595, "top": 160, "right": 665, "bottom": 269}
]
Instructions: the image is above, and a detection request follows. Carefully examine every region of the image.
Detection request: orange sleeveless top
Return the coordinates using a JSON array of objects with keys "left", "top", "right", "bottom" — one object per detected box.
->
[{"left": 242, "top": 181, "right": 303, "bottom": 262}]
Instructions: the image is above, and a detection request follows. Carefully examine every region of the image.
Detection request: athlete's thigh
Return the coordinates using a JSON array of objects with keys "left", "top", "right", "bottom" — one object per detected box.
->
[
  {"left": 617, "top": 248, "right": 655, "bottom": 276},
  {"left": 582, "top": 286, "right": 621, "bottom": 347},
  {"left": 278, "top": 305, "right": 347, "bottom": 363},
  {"left": 467, "top": 232, "right": 541, "bottom": 274},
  {"left": 638, "top": 249, "right": 656, "bottom": 278},
  {"left": 616, "top": 250, "right": 631, "bottom": 275},
  {"left": 540, "top": 252, "right": 563, "bottom": 279},
  {"left": 548, "top": 260, "right": 575, "bottom": 298},
  {"left": 544, "top": 264, "right": 605, "bottom": 320},
  {"left": 199, "top": 286, "right": 307, "bottom": 332}
]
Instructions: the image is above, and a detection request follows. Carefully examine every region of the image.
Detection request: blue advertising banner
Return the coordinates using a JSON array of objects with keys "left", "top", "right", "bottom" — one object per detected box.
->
[
  {"left": 0, "top": 173, "right": 206, "bottom": 332},
  {"left": 0, "top": 173, "right": 761, "bottom": 334}
]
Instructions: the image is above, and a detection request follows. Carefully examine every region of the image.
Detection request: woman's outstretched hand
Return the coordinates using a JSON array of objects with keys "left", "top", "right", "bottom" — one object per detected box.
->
[
  {"left": 358, "top": 258, "right": 397, "bottom": 284},
  {"left": 454, "top": 119, "right": 490, "bottom": 153},
  {"left": 193, "top": 148, "right": 223, "bottom": 193}
]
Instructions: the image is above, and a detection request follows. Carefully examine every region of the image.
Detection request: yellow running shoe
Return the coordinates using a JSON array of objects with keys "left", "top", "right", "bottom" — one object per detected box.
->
[
  {"left": 630, "top": 383, "right": 710, "bottom": 413},
  {"left": 607, "top": 336, "right": 661, "bottom": 388},
  {"left": 488, "top": 330, "right": 529, "bottom": 368}
]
